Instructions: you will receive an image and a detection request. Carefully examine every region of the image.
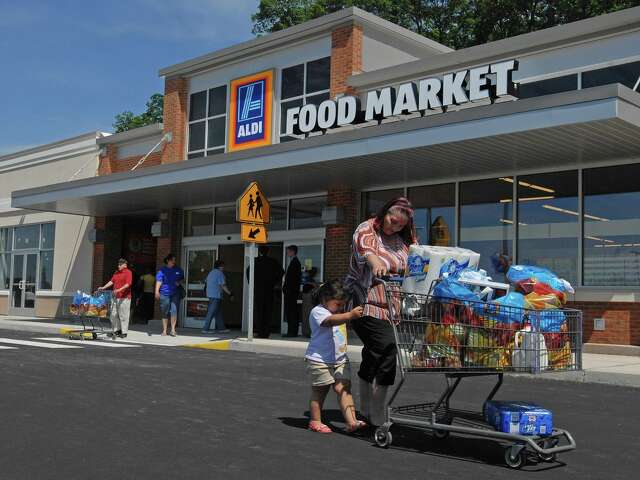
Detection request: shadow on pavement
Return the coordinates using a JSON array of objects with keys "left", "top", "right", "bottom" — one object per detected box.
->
[{"left": 279, "top": 409, "right": 567, "bottom": 472}]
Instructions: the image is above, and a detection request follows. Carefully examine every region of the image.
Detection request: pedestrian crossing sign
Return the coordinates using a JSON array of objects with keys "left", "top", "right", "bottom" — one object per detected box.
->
[
  {"left": 241, "top": 223, "right": 268, "bottom": 244},
  {"left": 237, "top": 181, "right": 270, "bottom": 225}
]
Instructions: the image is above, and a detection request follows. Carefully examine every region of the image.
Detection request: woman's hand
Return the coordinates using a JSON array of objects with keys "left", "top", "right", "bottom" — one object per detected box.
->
[
  {"left": 367, "top": 255, "right": 388, "bottom": 278},
  {"left": 350, "top": 306, "right": 364, "bottom": 320}
]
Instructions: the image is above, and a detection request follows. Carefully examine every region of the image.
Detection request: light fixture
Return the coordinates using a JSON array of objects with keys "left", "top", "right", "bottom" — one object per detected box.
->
[
  {"left": 499, "top": 177, "right": 555, "bottom": 193},
  {"left": 500, "top": 196, "right": 555, "bottom": 203},
  {"left": 499, "top": 219, "right": 527, "bottom": 226},
  {"left": 585, "top": 235, "right": 614, "bottom": 243}
]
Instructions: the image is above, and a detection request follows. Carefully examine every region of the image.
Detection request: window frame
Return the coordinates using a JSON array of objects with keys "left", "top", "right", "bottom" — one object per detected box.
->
[
  {"left": 187, "top": 85, "right": 228, "bottom": 159},
  {"left": 279, "top": 57, "right": 331, "bottom": 142}
]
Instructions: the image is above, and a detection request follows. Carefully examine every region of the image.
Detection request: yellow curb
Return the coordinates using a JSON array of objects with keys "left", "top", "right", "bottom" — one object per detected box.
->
[
  {"left": 59, "top": 328, "right": 94, "bottom": 339},
  {"left": 59, "top": 327, "right": 76, "bottom": 334},
  {"left": 183, "top": 340, "right": 231, "bottom": 351}
]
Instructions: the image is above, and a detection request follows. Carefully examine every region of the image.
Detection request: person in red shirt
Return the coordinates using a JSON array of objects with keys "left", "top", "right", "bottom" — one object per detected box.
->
[{"left": 98, "top": 258, "right": 133, "bottom": 338}]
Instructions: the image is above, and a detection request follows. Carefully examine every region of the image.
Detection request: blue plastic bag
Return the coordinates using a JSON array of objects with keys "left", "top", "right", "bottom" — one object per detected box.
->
[
  {"left": 507, "top": 265, "right": 574, "bottom": 295},
  {"left": 433, "top": 278, "right": 480, "bottom": 303},
  {"left": 479, "top": 292, "right": 527, "bottom": 325}
]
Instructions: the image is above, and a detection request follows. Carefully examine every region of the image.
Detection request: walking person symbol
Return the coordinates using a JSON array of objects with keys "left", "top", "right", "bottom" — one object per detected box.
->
[
  {"left": 248, "top": 194, "right": 255, "bottom": 218},
  {"left": 255, "top": 192, "right": 263, "bottom": 220}
]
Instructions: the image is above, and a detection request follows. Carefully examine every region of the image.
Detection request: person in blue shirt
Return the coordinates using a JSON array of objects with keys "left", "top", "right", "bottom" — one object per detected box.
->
[
  {"left": 201, "top": 260, "right": 233, "bottom": 334},
  {"left": 155, "top": 253, "right": 184, "bottom": 337}
]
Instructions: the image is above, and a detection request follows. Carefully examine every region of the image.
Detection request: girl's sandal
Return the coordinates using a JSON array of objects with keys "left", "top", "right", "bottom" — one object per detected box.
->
[
  {"left": 345, "top": 420, "right": 368, "bottom": 434},
  {"left": 308, "top": 421, "right": 332, "bottom": 434}
]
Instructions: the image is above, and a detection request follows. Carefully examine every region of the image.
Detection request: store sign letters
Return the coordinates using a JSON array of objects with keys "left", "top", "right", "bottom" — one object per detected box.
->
[{"left": 285, "top": 60, "right": 518, "bottom": 135}]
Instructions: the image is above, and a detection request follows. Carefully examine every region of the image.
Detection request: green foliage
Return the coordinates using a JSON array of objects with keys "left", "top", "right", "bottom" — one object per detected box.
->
[
  {"left": 113, "top": 93, "right": 164, "bottom": 133},
  {"left": 251, "top": 1, "right": 640, "bottom": 48}
]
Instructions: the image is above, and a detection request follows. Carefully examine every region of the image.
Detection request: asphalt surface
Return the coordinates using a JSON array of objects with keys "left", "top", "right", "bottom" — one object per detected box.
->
[{"left": 0, "top": 329, "right": 639, "bottom": 480}]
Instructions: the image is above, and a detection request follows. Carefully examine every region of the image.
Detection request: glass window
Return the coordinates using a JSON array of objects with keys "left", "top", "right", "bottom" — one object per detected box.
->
[
  {"left": 306, "top": 57, "right": 330, "bottom": 94},
  {"left": 517, "top": 172, "right": 578, "bottom": 285},
  {"left": 188, "top": 122, "right": 206, "bottom": 152},
  {"left": 189, "top": 90, "right": 207, "bottom": 121},
  {"left": 0, "top": 253, "right": 9, "bottom": 289},
  {"left": 295, "top": 244, "right": 323, "bottom": 283},
  {"left": 290, "top": 196, "right": 326, "bottom": 229},
  {"left": 39, "top": 250, "right": 53, "bottom": 290},
  {"left": 208, "top": 86, "right": 227, "bottom": 117},
  {"left": 408, "top": 184, "right": 455, "bottom": 246},
  {"left": 281, "top": 64, "right": 304, "bottom": 100},
  {"left": 362, "top": 189, "right": 404, "bottom": 221},
  {"left": 270, "top": 200, "right": 288, "bottom": 230},
  {"left": 188, "top": 152, "right": 204, "bottom": 159},
  {"left": 459, "top": 178, "right": 514, "bottom": 281},
  {"left": 582, "top": 61, "right": 640, "bottom": 90},
  {"left": 206, "top": 148, "right": 224, "bottom": 157},
  {"left": 517, "top": 74, "right": 577, "bottom": 99},
  {"left": 184, "top": 209, "right": 213, "bottom": 237},
  {"left": 306, "top": 91, "right": 330, "bottom": 107},
  {"left": 583, "top": 164, "right": 640, "bottom": 286},
  {"left": 207, "top": 117, "right": 226, "bottom": 149},
  {"left": 215, "top": 206, "right": 238, "bottom": 235},
  {"left": 0, "top": 228, "right": 10, "bottom": 251},
  {"left": 41, "top": 223, "right": 55, "bottom": 250},
  {"left": 14, "top": 225, "right": 40, "bottom": 250}
]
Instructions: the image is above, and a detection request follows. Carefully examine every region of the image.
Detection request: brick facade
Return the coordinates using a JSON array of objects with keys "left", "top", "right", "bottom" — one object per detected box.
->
[
  {"left": 569, "top": 301, "right": 640, "bottom": 346},
  {"left": 330, "top": 23, "right": 363, "bottom": 97},
  {"left": 98, "top": 146, "right": 162, "bottom": 175},
  {"left": 325, "top": 186, "right": 358, "bottom": 282},
  {"left": 161, "top": 76, "right": 189, "bottom": 164}
]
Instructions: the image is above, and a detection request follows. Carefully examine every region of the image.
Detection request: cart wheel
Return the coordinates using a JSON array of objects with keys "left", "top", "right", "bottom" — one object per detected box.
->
[
  {"left": 537, "top": 438, "right": 558, "bottom": 463},
  {"left": 504, "top": 446, "right": 526, "bottom": 469},
  {"left": 433, "top": 429, "right": 450, "bottom": 440},
  {"left": 374, "top": 428, "right": 392, "bottom": 448}
]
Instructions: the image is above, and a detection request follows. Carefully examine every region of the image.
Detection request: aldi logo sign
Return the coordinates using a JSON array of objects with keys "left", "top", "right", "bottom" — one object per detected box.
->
[{"left": 228, "top": 70, "right": 273, "bottom": 151}]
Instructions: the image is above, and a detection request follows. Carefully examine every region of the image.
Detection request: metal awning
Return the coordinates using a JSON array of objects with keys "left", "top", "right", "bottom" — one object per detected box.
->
[{"left": 12, "top": 84, "right": 640, "bottom": 217}]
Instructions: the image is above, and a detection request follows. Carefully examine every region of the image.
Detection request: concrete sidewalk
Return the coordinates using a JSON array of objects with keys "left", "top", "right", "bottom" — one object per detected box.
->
[{"left": 2, "top": 316, "right": 639, "bottom": 387}]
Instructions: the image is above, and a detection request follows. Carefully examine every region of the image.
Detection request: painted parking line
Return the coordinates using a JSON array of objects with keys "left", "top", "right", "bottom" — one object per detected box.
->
[
  {"left": 33, "top": 338, "right": 140, "bottom": 348},
  {"left": 0, "top": 338, "right": 83, "bottom": 349},
  {"left": 98, "top": 338, "right": 178, "bottom": 347},
  {"left": 0, "top": 345, "right": 18, "bottom": 350}
]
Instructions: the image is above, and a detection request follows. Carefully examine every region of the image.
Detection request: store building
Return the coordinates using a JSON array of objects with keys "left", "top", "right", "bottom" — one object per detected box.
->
[
  {"left": 11, "top": 7, "right": 640, "bottom": 344},
  {"left": 0, "top": 132, "right": 104, "bottom": 317}
]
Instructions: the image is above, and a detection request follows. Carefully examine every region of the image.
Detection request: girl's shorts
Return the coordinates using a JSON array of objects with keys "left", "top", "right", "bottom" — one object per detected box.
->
[{"left": 306, "top": 359, "right": 352, "bottom": 386}]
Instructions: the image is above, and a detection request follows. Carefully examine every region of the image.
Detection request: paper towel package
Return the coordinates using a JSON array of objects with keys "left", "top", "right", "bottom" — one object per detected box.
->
[{"left": 403, "top": 245, "right": 480, "bottom": 295}]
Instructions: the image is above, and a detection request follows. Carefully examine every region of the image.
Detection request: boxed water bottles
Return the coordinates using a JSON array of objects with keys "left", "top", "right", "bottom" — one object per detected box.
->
[{"left": 484, "top": 400, "right": 553, "bottom": 436}]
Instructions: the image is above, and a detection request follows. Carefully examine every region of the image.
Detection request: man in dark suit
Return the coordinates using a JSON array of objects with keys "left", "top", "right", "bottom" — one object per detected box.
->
[
  {"left": 247, "top": 246, "right": 284, "bottom": 338},
  {"left": 283, "top": 245, "right": 302, "bottom": 337}
]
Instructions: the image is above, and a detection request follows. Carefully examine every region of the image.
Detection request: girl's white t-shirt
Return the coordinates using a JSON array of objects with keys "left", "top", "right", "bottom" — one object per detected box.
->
[{"left": 304, "top": 305, "right": 348, "bottom": 365}]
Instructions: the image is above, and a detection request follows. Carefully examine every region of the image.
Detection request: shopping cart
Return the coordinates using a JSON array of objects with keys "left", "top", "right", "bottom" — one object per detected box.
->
[
  {"left": 374, "top": 278, "right": 581, "bottom": 469},
  {"left": 63, "top": 290, "right": 113, "bottom": 340}
]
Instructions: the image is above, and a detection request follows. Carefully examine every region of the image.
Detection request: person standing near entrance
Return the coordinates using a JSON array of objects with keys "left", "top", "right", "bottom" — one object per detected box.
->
[
  {"left": 98, "top": 258, "right": 133, "bottom": 338},
  {"left": 202, "top": 260, "right": 233, "bottom": 334},
  {"left": 345, "top": 197, "right": 416, "bottom": 427},
  {"left": 155, "top": 253, "right": 184, "bottom": 337},
  {"left": 247, "top": 246, "right": 284, "bottom": 338},
  {"left": 283, "top": 245, "right": 302, "bottom": 337},
  {"left": 140, "top": 267, "right": 156, "bottom": 322}
]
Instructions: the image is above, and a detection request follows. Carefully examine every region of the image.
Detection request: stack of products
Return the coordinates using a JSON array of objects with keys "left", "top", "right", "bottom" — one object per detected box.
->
[
  {"left": 484, "top": 400, "right": 553, "bottom": 436},
  {"left": 69, "top": 291, "right": 109, "bottom": 317}
]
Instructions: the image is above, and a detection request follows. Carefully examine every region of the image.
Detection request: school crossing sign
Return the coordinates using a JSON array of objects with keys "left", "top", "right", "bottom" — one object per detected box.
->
[
  {"left": 237, "top": 181, "right": 270, "bottom": 244},
  {"left": 228, "top": 70, "right": 274, "bottom": 152}
]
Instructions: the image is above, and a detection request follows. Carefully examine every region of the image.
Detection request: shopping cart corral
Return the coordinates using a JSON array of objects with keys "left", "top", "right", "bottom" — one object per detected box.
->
[
  {"left": 63, "top": 290, "right": 113, "bottom": 340},
  {"left": 374, "top": 279, "right": 581, "bottom": 469}
]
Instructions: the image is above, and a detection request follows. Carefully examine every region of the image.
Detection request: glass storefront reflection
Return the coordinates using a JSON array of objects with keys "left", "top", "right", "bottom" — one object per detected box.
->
[
  {"left": 460, "top": 178, "right": 514, "bottom": 281},
  {"left": 583, "top": 164, "right": 640, "bottom": 286},
  {"left": 408, "top": 184, "right": 455, "bottom": 246},
  {"left": 517, "top": 171, "right": 578, "bottom": 285}
]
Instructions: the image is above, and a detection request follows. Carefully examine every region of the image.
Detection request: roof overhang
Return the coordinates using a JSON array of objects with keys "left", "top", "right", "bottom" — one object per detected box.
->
[{"left": 12, "top": 85, "right": 640, "bottom": 217}]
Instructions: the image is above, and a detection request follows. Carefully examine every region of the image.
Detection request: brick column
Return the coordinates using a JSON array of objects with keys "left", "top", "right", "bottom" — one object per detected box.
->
[
  {"left": 97, "top": 144, "right": 117, "bottom": 176},
  {"left": 162, "top": 76, "right": 189, "bottom": 164},
  {"left": 568, "top": 301, "right": 640, "bottom": 346},
  {"left": 330, "top": 23, "right": 363, "bottom": 97},
  {"left": 325, "top": 186, "right": 358, "bottom": 282},
  {"left": 155, "top": 209, "right": 183, "bottom": 270},
  {"left": 91, "top": 216, "right": 124, "bottom": 289}
]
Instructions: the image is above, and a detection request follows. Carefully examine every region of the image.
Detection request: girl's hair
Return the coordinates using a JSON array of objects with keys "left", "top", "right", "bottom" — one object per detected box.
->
[
  {"left": 372, "top": 196, "right": 417, "bottom": 246},
  {"left": 312, "top": 280, "right": 350, "bottom": 306},
  {"left": 163, "top": 253, "right": 176, "bottom": 264},
  {"left": 214, "top": 260, "right": 224, "bottom": 269}
]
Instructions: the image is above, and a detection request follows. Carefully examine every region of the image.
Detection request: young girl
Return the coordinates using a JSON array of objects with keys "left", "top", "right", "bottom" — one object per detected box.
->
[{"left": 305, "top": 280, "right": 366, "bottom": 434}]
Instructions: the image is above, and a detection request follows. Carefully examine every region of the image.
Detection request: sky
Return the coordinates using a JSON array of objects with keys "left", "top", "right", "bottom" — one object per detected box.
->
[{"left": 0, "top": 0, "right": 258, "bottom": 155}]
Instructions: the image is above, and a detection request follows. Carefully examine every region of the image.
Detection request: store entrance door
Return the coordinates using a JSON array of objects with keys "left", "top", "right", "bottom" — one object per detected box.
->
[
  {"left": 217, "top": 244, "right": 245, "bottom": 329},
  {"left": 183, "top": 247, "right": 215, "bottom": 329},
  {"left": 9, "top": 252, "right": 38, "bottom": 316}
]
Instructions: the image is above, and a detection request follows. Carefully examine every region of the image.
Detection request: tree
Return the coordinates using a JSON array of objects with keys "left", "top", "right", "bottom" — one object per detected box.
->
[
  {"left": 251, "top": 1, "right": 640, "bottom": 49},
  {"left": 113, "top": 93, "right": 164, "bottom": 133}
]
